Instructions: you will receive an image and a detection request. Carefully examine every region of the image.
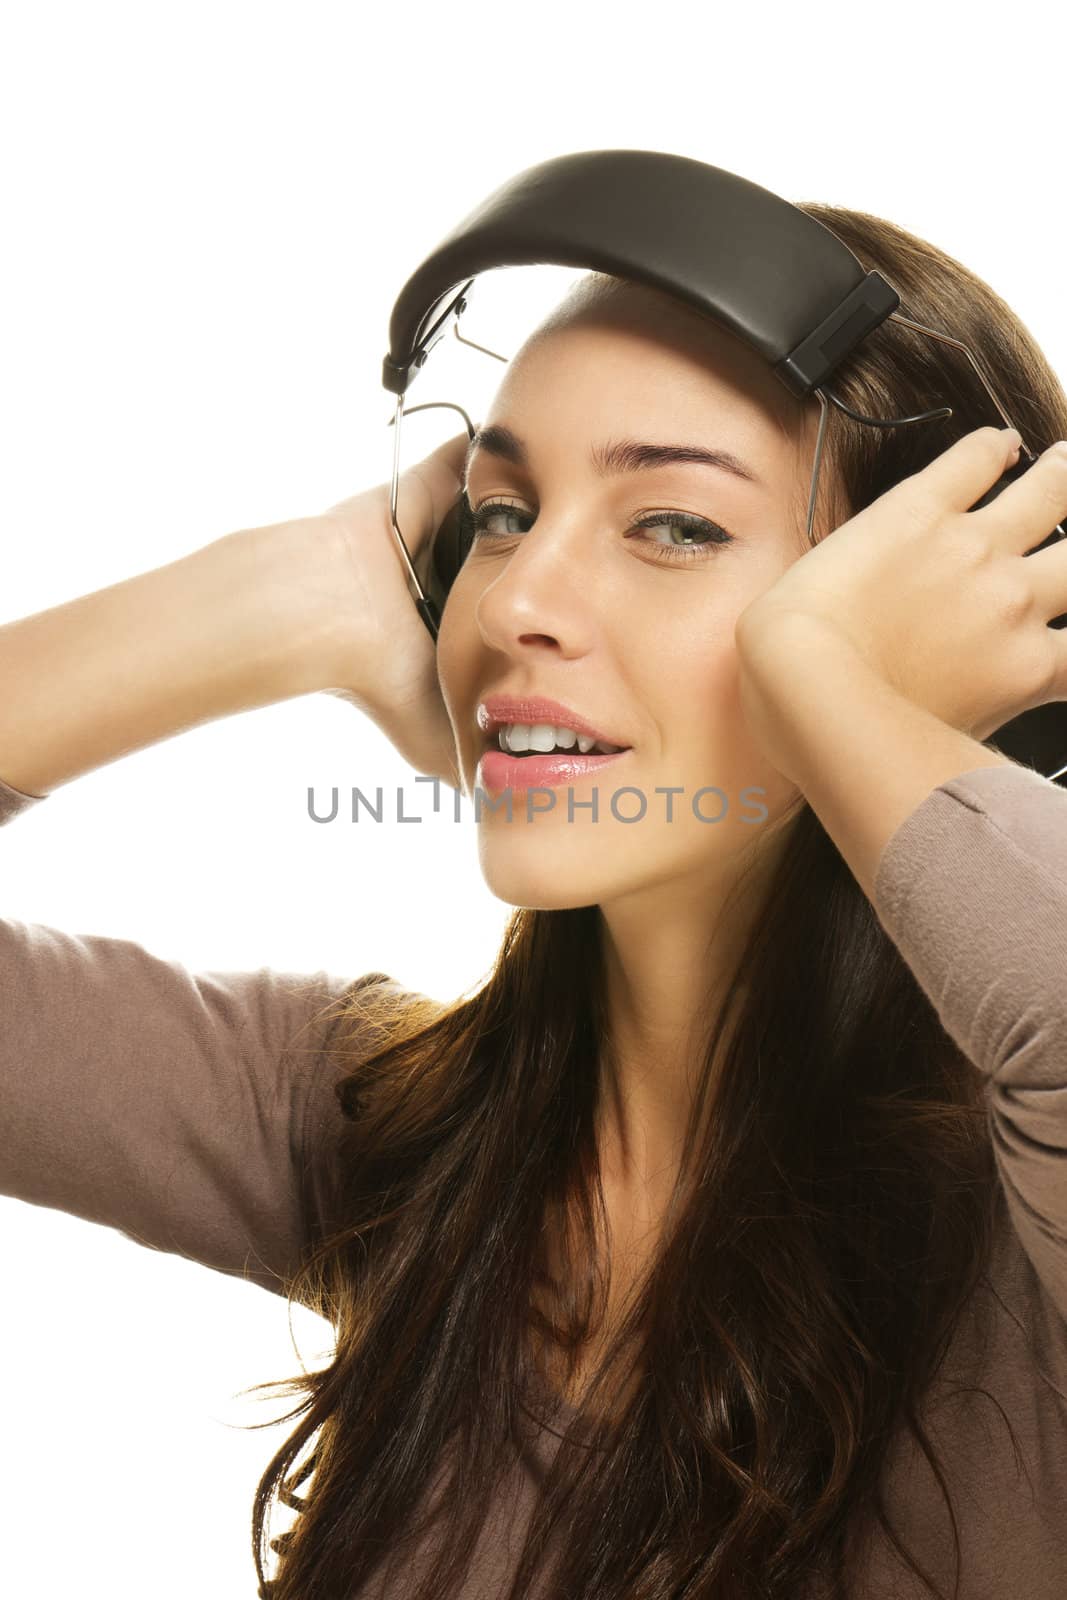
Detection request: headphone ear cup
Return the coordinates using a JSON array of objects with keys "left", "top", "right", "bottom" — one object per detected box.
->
[{"left": 424, "top": 494, "right": 475, "bottom": 617}]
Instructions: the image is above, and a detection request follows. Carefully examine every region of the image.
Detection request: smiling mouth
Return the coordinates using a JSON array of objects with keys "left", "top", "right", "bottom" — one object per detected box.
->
[{"left": 483, "top": 730, "right": 632, "bottom": 758}]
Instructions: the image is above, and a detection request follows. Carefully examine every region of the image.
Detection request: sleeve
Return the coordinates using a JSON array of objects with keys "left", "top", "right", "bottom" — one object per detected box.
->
[
  {"left": 872, "top": 760, "right": 1067, "bottom": 1327},
  {"left": 0, "top": 769, "right": 395, "bottom": 1299}
]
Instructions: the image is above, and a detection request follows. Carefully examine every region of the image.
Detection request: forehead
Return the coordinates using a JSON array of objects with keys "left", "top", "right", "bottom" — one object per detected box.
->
[{"left": 473, "top": 304, "right": 814, "bottom": 470}]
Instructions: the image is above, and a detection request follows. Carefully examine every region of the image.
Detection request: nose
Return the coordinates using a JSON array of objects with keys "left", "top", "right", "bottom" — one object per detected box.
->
[{"left": 473, "top": 510, "right": 603, "bottom": 655}]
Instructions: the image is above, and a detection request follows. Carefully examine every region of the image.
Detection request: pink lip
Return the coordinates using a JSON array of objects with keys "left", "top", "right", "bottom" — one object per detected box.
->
[
  {"left": 476, "top": 693, "right": 630, "bottom": 751},
  {"left": 478, "top": 747, "right": 629, "bottom": 795}
]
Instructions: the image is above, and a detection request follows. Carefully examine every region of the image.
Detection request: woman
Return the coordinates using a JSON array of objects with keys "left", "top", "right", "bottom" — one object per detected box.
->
[{"left": 2, "top": 203, "right": 1066, "bottom": 1600}]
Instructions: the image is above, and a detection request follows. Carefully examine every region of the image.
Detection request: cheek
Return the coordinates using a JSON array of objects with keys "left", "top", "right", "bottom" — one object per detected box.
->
[
  {"left": 668, "top": 553, "right": 800, "bottom": 755},
  {"left": 683, "top": 633, "right": 803, "bottom": 822},
  {"left": 672, "top": 636, "right": 772, "bottom": 781}
]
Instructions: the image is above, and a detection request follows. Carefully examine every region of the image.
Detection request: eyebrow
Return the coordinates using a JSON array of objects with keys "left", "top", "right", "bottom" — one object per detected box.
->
[{"left": 462, "top": 423, "right": 763, "bottom": 491}]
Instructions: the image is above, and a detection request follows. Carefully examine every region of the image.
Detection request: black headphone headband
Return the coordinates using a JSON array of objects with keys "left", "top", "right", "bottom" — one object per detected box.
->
[{"left": 381, "top": 149, "right": 899, "bottom": 402}]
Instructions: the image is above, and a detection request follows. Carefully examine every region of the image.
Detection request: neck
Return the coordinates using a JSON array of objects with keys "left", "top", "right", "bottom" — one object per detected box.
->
[{"left": 593, "top": 818, "right": 793, "bottom": 1194}]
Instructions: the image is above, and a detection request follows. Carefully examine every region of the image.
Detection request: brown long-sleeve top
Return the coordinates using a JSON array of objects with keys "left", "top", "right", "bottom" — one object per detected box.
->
[{"left": 2, "top": 762, "right": 1066, "bottom": 1597}]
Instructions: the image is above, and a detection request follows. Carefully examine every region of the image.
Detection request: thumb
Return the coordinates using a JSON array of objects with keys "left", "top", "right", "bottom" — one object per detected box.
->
[{"left": 408, "top": 429, "right": 473, "bottom": 523}]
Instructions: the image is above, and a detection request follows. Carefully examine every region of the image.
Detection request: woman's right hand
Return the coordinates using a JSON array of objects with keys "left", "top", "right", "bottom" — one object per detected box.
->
[{"left": 314, "top": 428, "right": 472, "bottom": 791}]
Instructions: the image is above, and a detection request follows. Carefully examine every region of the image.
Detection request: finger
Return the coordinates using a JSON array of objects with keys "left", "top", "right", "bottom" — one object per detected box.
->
[
  {"left": 980, "top": 440, "right": 1067, "bottom": 555},
  {"left": 897, "top": 426, "right": 1020, "bottom": 522},
  {"left": 412, "top": 431, "right": 474, "bottom": 516},
  {"left": 428, "top": 428, "right": 476, "bottom": 480}
]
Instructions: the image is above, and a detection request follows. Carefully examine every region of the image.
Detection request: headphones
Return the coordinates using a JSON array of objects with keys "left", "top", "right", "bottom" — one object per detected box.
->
[{"left": 380, "top": 149, "right": 1067, "bottom": 784}]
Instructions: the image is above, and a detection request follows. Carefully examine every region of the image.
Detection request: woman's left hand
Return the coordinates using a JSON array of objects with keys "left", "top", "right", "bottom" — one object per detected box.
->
[{"left": 734, "top": 426, "right": 1067, "bottom": 759}]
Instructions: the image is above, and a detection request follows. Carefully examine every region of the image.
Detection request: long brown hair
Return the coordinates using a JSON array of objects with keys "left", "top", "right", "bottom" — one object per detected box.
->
[{"left": 242, "top": 205, "right": 1067, "bottom": 1600}]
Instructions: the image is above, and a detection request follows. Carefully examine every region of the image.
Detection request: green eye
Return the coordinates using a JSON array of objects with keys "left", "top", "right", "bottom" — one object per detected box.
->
[{"left": 463, "top": 495, "right": 734, "bottom": 564}]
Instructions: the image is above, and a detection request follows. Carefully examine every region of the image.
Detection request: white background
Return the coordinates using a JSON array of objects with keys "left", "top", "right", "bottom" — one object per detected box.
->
[{"left": 1, "top": 3, "right": 1063, "bottom": 1594}]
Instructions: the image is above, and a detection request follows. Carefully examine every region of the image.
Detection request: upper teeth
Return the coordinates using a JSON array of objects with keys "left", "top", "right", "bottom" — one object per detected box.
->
[{"left": 498, "top": 722, "right": 624, "bottom": 755}]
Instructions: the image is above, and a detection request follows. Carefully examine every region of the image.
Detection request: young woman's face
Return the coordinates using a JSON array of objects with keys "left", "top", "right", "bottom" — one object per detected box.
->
[{"left": 435, "top": 298, "right": 824, "bottom": 912}]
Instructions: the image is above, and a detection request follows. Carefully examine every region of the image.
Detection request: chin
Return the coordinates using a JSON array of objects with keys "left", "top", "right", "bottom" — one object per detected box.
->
[
  {"left": 476, "top": 849, "right": 608, "bottom": 913},
  {"left": 480, "top": 869, "right": 604, "bottom": 913}
]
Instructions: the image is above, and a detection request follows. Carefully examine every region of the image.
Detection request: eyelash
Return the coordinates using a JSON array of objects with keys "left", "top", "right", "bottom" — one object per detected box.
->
[{"left": 459, "top": 494, "right": 734, "bottom": 564}]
